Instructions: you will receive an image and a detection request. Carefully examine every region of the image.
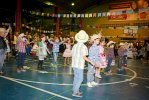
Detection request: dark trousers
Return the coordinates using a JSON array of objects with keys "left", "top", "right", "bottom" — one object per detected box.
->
[
  {"left": 118, "top": 56, "right": 125, "bottom": 69},
  {"left": 38, "top": 60, "right": 44, "bottom": 69},
  {"left": 123, "top": 55, "right": 127, "bottom": 67},
  {"left": 17, "top": 52, "right": 26, "bottom": 69},
  {"left": 105, "top": 57, "right": 113, "bottom": 72}
]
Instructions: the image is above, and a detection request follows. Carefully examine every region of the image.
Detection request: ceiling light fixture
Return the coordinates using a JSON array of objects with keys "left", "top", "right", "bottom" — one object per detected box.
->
[
  {"left": 44, "top": 1, "right": 54, "bottom": 6},
  {"left": 71, "top": 3, "right": 75, "bottom": 6}
]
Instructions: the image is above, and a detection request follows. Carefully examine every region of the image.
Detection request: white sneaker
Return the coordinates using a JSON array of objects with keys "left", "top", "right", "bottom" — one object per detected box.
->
[
  {"left": 87, "top": 82, "right": 93, "bottom": 87},
  {"left": 95, "top": 75, "right": 102, "bottom": 79},
  {"left": 91, "top": 81, "right": 98, "bottom": 86}
]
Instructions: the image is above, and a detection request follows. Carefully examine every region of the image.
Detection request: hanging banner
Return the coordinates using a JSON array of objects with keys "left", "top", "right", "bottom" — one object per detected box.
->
[{"left": 108, "top": 0, "right": 149, "bottom": 21}]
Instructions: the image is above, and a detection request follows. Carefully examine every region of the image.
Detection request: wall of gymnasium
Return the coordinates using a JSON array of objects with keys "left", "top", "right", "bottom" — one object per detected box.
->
[{"left": 81, "top": 3, "right": 149, "bottom": 40}]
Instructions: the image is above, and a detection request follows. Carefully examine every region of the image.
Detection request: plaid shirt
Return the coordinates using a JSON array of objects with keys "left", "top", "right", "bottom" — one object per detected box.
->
[
  {"left": 17, "top": 39, "right": 27, "bottom": 53},
  {"left": 118, "top": 46, "right": 126, "bottom": 57},
  {"left": 106, "top": 48, "right": 115, "bottom": 59}
]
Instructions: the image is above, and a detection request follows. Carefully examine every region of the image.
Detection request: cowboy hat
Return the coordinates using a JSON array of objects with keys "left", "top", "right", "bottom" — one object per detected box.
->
[
  {"left": 119, "top": 43, "right": 124, "bottom": 46},
  {"left": 107, "top": 41, "right": 116, "bottom": 46},
  {"left": 75, "top": 30, "right": 89, "bottom": 43},
  {"left": 90, "top": 34, "right": 100, "bottom": 42}
]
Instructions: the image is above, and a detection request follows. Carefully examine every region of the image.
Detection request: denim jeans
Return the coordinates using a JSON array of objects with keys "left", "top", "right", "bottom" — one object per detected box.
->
[
  {"left": 17, "top": 52, "right": 26, "bottom": 69},
  {"left": 53, "top": 52, "right": 58, "bottom": 64},
  {"left": 105, "top": 57, "right": 113, "bottom": 72},
  {"left": 0, "top": 49, "right": 6, "bottom": 71},
  {"left": 123, "top": 55, "right": 127, "bottom": 65},
  {"left": 118, "top": 56, "right": 124, "bottom": 69},
  {"left": 73, "top": 68, "right": 84, "bottom": 93},
  {"left": 87, "top": 63, "right": 95, "bottom": 83}
]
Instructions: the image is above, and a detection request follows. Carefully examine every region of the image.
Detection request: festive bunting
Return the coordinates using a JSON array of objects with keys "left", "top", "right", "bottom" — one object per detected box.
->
[
  {"left": 85, "top": 14, "right": 88, "bottom": 18},
  {"left": 112, "top": 12, "right": 116, "bottom": 15},
  {"left": 47, "top": 13, "right": 50, "bottom": 17},
  {"left": 89, "top": 13, "right": 92, "bottom": 17},
  {"left": 77, "top": 14, "right": 81, "bottom": 18},
  {"left": 66, "top": 14, "right": 69, "bottom": 18},
  {"left": 63, "top": 14, "right": 66, "bottom": 18},
  {"left": 116, "top": 11, "right": 121, "bottom": 15},
  {"left": 69, "top": 14, "right": 73, "bottom": 18},
  {"left": 102, "top": 12, "right": 107, "bottom": 16},
  {"left": 57, "top": 14, "right": 61, "bottom": 18},
  {"left": 140, "top": 8, "right": 145, "bottom": 13},
  {"left": 133, "top": 9, "right": 138, "bottom": 13},
  {"left": 93, "top": 13, "right": 96, "bottom": 17},
  {"left": 122, "top": 10, "right": 126, "bottom": 14},
  {"left": 73, "top": 14, "right": 76, "bottom": 18},
  {"left": 107, "top": 12, "right": 110, "bottom": 16},
  {"left": 41, "top": 13, "right": 45, "bottom": 16},
  {"left": 97, "top": 13, "right": 102, "bottom": 17},
  {"left": 81, "top": 14, "right": 84, "bottom": 18},
  {"left": 52, "top": 13, "right": 55, "bottom": 17},
  {"left": 21, "top": 8, "right": 149, "bottom": 19},
  {"left": 128, "top": 10, "right": 133, "bottom": 14}
]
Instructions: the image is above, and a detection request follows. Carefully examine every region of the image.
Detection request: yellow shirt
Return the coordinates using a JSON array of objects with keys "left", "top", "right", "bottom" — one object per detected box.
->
[{"left": 13, "top": 35, "right": 17, "bottom": 44}]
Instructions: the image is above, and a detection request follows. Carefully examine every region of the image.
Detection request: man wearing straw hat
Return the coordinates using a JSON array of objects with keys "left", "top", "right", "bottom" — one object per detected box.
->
[{"left": 71, "top": 30, "right": 95, "bottom": 97}]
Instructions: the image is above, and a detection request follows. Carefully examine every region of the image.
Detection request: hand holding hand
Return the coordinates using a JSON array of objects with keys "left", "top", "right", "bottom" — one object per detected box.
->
[{"left": 90, "top": 61, "right": 95, "bottom": 66}]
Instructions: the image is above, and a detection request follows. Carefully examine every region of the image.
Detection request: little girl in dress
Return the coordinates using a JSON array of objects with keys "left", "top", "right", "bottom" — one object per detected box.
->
[
  {"left": 95, "top": 38, "right": 107, "bottom": 78},
  {"left": 63, "top": 37, "right": 74, "bottom": 66},
  {"left": 37, "top": 34, "right": 50, "bottom": 70},
  {"left": 31, "top": 41, "right": 38, "bottom": 58}
]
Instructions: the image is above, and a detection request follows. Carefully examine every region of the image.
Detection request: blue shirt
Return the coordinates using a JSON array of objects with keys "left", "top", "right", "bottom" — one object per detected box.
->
[
  {"left": 48, "top": 39, "right": 64, "bottom": 52},
  {"left": 88, "top": 44, "right": 100, "bottom": 62}
]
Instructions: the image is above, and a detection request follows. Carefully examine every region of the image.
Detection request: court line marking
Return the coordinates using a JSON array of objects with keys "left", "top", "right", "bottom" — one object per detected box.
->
[
  {"left": 116, "top": 74, "right": 149, "bottom": 80},
  {"left": 30, "top": 66, "right": 149, "bottom": 81},
  {"left": 0, "top": 75, "right": 72, "bottom": 100},
  {"left": 47, "top": 89, "right": 72, "bottom": 100},
  {"left": 0, "top": 67, "right": 137, "bottom": 86},
  {"left": 12, "top": 66, "right": 149, "bottom": 81}
]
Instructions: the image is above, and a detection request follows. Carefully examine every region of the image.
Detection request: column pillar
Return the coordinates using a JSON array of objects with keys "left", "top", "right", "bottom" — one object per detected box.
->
[
  {"left": 15, "top": 0, "right": 21, "bottom": 33},
  {"left": 56, "top": 7, "right": 60, "bottom": 37}
]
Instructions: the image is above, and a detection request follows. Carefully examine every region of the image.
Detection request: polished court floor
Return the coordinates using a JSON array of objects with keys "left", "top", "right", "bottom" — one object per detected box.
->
[{"left": 0, "top": 55, "right": 149, "bottom": 100}]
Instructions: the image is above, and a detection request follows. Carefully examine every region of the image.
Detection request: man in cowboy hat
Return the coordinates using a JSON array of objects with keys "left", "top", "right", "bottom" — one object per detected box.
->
[{"left": 71, "top": 30, "right": 95, "bottom": 97}]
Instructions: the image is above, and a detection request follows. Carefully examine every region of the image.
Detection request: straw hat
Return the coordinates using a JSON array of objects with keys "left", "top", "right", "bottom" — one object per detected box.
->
[
  {"left": 75, "top": 30, "right": 89, "bottom": 43},
  {"left": 107, "top": 41, "right": 116, "bottom": 46},
  {"left": 119, "top": 43, "right": 124, "bottom": 46},
  {"left": 90, "top": 34, "right": 100, "bottom": 42}
]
